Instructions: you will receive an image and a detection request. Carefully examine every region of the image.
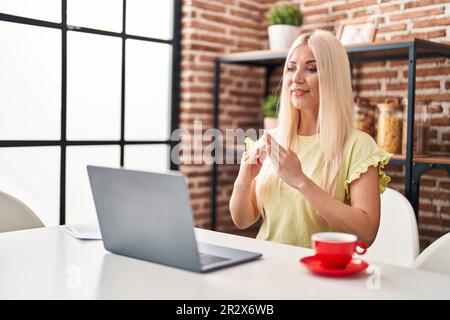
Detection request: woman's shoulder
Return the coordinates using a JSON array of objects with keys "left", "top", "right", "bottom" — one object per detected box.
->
[
  {"left": 348, "top": 128, "right": 375, "bottom": 143},
  {"left": 345, "top": 129, "right": 377, "bottom": 149},
  {"left": 343, "top": 128, "right": 392, "bottom": 164},
  {"left": 343, "top": 129, "right": 380, "bottom": 159}
]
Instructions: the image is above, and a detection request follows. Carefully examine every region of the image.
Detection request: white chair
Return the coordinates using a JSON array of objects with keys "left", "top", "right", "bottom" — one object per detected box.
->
[
  {"left": 364, "top": 187, "right": 420, "bottom": 267},
  {"left": 412, "top": 232, "right": 450, "bottom": 276},
  {"left": 0, "top": 190, "right": 44, "bottom": 233}
]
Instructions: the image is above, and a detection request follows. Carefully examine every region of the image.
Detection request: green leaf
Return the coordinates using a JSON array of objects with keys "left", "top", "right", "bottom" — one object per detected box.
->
[
  {"left": 267, "top": 5, "right": 303, "bottom": 26},
  {"left": 263, "top": 95, "right": 280, "bottom": 118}
]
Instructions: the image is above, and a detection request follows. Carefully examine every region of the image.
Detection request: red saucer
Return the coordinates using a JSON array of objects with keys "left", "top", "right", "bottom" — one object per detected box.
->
[{"left": 300, "top": 255, "right": 369, "bottom": 277}]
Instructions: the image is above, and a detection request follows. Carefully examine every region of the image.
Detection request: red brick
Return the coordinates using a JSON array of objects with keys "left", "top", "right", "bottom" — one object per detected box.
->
[
  {"left": 390, "top": 7, "right": 445, "bottom": 21},
  {"left": 181, "top": 86, "right": 212, "bottom": 94},
  {"left": 239, "top": 1, "right": 264, "bottom": 14},
  {"left": 305, "top": 13, "right": 347, "bottom": 24},
  {"left": 236, "top": 40, "right": 262, "bottom": 50},
  {"left": 302, "top": 8, "right": 329, "bottom": 16},
  {"left": 416, "top": 93, "right": 450, "bottom": 103},
  {"left": 230, "top": 29, "right": 267, "bottom": 41},
  {"left": 357, "top": 70, "right": 398, "bottom": 79},
  {"left": 419, "top": 227, "right": 447, "bottom": 238},
  {"left": 386, "top": 80, "right": 440, "bottom": 90},
  {"left": 201, "top": 13, "right": 260, "bottom": 31},
  {"left": 355, "top": 61, "right": 386, "bottom": 68},
  {"left": 381, "top": 4, "right": 401, "bottom": 12},
  {"left": 413, "top": 17, "right": 450, "bottom": 29},
  {"left": 353, "top": 10, "right": 371, "bottom": 18},
  {"left": 439, "top": 181, "right": 450, "bottom": 189},
  {"left": 391, "top": 30, "right": 446, "bottom": 41},
  {"left": 190, "top": 0, "right": 225, "bottom": 12},
  {"left": 420, "top": 217, "right": 450, "bottom": 227},
  {"left": 185, "top": 33, "right": 235, "bottom": 46},
  {"left": 419, "top": 203, "right": 437, "bottom": 212},
  {"left": 183, "top": 21, "right": 226, "bottom": 33},
  {"left": 182, "top": 43, "right": 224, "bottom": 53},
  {"left": 304, "top": 0, "right": 331, "bottom": 7},
  {"left": 429, "top": 129, "right": 438, "bottom": 138},
  {"left": 230, "top": 8, "right": 262, "bottom": 22},
  {"left": 378, "top": 23, "right": 407, "bottom": 33},
  {"left": 404, "top": 0, "right": 449, "bottom": 9},
  {"left": 332, "top": 0, "right": 378, "bottom": 11},
  {"left": 420, "top": 178, "right": 437, "bottom": 187},
  {"left": 427, "top": 104, "right": 443, "bottom": 113},
  {"left": 229, "top": 69, "right": 264, "bottom": 78},
  {"left": 353, "top": 83, "right": 381, "bottom": 91}
]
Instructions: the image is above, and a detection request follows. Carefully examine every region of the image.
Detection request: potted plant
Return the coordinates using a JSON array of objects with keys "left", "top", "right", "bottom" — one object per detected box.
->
[
  {"left": 267, "top": 5, "right": 303, "bottom": 50},
  {"left": 263, "top": 95, "right": 279, "bottom": 129}
]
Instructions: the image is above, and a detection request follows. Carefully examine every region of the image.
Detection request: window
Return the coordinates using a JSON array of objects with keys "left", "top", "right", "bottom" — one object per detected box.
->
[{"left": 0, "top": 0, "right": 181, "bottom": 226}]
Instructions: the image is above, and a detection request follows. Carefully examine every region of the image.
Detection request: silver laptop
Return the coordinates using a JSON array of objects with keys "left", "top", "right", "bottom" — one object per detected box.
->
[{"left": 87, "top": 165, "right": 262, "bottom": 273}]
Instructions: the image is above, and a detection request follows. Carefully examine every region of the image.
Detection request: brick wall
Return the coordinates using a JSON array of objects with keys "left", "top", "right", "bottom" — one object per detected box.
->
[{"left": 179, "top": 0, "right": 450, "bottom": 250}]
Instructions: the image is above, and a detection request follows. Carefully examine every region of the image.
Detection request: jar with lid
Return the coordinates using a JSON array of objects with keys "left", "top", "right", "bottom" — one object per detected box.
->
[
  {"left": 402, "top": 98, "right": 430, "bottom": 156},
  {"left": 354, "top": 97, "right": 376, "bottom": 138},
  {"left": 377, "top": 98, "right": 403, "bottom": 154}
]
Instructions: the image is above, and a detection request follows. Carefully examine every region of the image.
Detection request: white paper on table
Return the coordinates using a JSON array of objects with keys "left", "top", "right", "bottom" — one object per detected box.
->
[{"left": 58, "top": 224, "right": 102, "bottom": 240}]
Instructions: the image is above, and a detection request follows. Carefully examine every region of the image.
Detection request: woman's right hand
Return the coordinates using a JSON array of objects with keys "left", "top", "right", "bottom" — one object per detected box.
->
[{"left": 236, "top": 143, "right": 267, "bottom": 185}]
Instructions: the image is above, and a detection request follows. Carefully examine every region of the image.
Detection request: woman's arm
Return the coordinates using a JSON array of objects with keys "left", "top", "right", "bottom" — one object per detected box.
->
[
  {"left": 265, "top": 132, "right": 380, "bottom": 245},
  {"left": 229, "top": 179, "right": 260, "bottom": 229},
  {"left": 296, "top": 167, "right": 380, "bottom": 246},
  {"left": 229, "top": 144, "right": 266, "bottom": 229}
]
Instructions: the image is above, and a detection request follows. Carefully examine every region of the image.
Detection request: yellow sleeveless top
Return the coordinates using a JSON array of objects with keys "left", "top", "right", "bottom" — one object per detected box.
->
[{"left": 255, "top": 128, "right": 392, "bottom": 248}]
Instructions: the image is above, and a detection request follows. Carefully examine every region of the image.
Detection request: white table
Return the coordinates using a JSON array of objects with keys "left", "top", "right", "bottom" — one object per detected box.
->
[{"left": 0, "top": 227, "right": 449, "bottom": 299}]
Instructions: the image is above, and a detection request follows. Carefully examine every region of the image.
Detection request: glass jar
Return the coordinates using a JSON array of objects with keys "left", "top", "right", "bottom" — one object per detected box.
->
[
  {"left": 402, "top": 99, "right": 430, "bottom": 156},
  {"left": 354, "top": 97, "right": 376, "bottom": 138},
  {"left": 377, "top": 98, "right": 403, "bottom": 154}
]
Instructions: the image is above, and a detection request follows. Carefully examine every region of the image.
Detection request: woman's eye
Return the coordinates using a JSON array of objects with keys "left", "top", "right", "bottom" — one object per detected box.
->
[
  {"left": 287, "top": 67, "right": 295, "bottom": 72},
  {"left": 306, "top": 67, "right": 317, "bottom": 72}
]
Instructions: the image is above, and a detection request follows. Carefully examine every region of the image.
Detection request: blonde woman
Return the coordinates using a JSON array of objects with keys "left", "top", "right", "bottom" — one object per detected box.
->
[{"left": 229, "top": 30, "right": 391, "bottom": 248}]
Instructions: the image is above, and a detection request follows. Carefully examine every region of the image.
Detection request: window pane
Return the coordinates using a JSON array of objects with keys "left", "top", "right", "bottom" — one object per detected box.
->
[
  {"left": 124, "top": 144, "right": 169, "bottom": 172},
  {"left": 126, "top": 0, "right": 173, "bottom": 40},
  {"left": 67, "top": 0, "right": 122, "bottom": 33},
  {"left": 67, "top": 31, "right": 122, "bottom": 140},
  {"left": 0, "top": 147, "right": 60, "bottom": 226},
  {"left": 66, "top": 146, "right": 120, "bottom": 225},
  {"left": 0, "top": 21, "right": 61, "bottom": 140},
  {"left": 125, "top": 39, "right": 171, "bottom": 140},
  {"left": 0, "top": 0, "right": 61, "bottom": 23}
]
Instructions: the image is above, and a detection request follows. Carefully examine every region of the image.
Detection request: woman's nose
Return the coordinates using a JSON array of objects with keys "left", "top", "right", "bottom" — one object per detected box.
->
[{"left": 293, "top": 69, "right": 305, "bottom": 83}]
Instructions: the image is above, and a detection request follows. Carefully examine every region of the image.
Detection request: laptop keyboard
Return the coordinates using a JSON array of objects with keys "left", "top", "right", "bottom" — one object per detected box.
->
[{"left": 199, "top": 253, "right": 230, "bottom": 266}]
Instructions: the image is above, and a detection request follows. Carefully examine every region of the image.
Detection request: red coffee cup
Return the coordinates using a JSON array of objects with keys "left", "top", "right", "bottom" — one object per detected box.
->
[{"left": 311, "top": 232, "right": 367, "bottom": 269}]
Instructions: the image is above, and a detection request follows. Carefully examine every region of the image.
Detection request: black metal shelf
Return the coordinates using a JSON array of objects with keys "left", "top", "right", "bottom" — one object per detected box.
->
[{"left": 211, "top": 38, "right": 450, "bottom": 229}]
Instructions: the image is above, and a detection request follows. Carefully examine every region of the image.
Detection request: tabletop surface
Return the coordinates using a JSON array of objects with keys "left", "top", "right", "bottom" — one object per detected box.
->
[{"left": 1, "top": 227, "right": 450, "bottom": 300}]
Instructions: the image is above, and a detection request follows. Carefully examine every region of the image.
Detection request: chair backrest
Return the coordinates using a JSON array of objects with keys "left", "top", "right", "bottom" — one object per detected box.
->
[
  {"left": 0, "top": 190, "right": 44, "bottom": 233},
  {"left": 412, "top": 232, "right": 450, "bottom": 276},
  {"left": 364, "top": 187, "right": 420, "bottom": 267}
]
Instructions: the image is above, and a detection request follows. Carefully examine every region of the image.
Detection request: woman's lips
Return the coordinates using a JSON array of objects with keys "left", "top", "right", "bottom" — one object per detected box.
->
[{"left": 291, "top": 89, "right": 309, "bottom": 97}]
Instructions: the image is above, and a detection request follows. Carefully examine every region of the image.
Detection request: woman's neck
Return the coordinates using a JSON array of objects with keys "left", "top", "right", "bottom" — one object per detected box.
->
[{"left": 298, "top": 109, "right": 319, "bottom": 136}]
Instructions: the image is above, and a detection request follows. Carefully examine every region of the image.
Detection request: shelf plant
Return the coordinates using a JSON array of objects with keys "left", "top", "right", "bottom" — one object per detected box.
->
[
  {"left": 267, "top": 5, "right": 303, "bottom": 50},
  {"left": 263, "top": 95, "right": 279, "bottom": 129}
]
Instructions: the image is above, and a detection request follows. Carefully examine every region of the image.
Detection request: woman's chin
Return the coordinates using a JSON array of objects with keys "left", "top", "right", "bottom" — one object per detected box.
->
[{"left": 291, "top": 99, "right": 303, "bottom": 109}]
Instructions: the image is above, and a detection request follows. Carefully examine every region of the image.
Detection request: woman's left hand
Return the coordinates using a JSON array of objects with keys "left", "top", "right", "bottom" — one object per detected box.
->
[{"left": 264, "top": 132, "right": 307, "bottom": 189}]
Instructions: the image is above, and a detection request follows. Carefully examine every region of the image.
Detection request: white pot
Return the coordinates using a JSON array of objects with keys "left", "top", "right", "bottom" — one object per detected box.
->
[
  {"left": 268, "top": 25, "right": 301, "bottom": 51},
  {"left": 264, "top": 117, "right": 278, "bottom": 130}
]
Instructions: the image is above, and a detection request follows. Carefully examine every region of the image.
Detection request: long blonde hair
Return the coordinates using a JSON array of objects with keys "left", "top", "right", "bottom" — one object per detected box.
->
[{"left": 255, "top": 30, "right": 354, "bottom": 214}]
